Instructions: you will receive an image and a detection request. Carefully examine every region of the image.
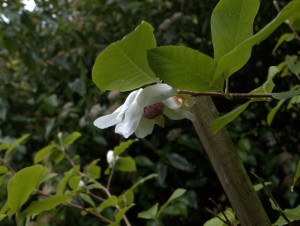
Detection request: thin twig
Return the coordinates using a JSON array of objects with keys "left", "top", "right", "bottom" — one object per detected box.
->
[
  {"left": 177, "top": 90, "right": 273, "bottom": 99},
  {"left": 205, "top": 207, "right": 232, "bottom": 225},
  {"left": 209, "top": 198, "right": 232, "bottom": 226},
  {"left": 250, "top": 171, "right": 292, "bottom": 226}
]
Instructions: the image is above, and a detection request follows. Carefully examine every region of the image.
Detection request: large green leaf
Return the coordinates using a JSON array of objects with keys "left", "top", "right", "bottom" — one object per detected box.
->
[
  {"left": 92, "top": 21, "right": 159, "bottom": 91},
  {"left": 214, "top": 0, "right": 300, "bottom": 81},
  {"left": 7, "top": 165, "right": 47, "bottom": 213},
  {"left": 292, "top": 160, "right": 300, "bottom": 191},
  {"left": 22, "top": 194, "right": 71, "bottom": 217},
  {"left": 211, "top": 0, "right": 259, "bottom": 60},
  {"left": 204, "top": 208, "right": 235, "bottom": 226},
  {"left": 148, "top": 46, "right": 222, "bottom": 92}
]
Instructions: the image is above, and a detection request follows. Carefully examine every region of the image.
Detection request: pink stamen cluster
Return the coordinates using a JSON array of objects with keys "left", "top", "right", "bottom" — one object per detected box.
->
[{"left": 143, "top": 102, "right": 165, "bottom": 119}]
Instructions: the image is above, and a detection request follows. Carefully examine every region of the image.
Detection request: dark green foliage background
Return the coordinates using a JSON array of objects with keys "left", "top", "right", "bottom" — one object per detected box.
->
[{"left": 0, "top": 0, "right": 299, "bottom": 225}]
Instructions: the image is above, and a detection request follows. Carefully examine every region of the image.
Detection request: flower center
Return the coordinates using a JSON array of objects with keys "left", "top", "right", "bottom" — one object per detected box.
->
[{"left": 143, "top": 102, "right": 165, "bottom": 119}]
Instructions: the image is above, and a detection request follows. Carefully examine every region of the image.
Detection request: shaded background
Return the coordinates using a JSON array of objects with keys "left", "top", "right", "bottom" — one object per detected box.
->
[{"left": 0, "top": 0, "right": 299, "bottom": 225}]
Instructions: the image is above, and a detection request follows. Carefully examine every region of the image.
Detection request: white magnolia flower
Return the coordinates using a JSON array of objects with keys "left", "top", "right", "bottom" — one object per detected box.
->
[
  {"left": 94, "top": 84, "right": 195, "bottom": 138},
  {"left": 106, "top": 150, "right": 119, "bottom": 167}
]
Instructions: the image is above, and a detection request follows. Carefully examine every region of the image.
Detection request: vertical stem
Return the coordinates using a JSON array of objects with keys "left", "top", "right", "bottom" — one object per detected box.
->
[{"left": 192, "top": 96, "right": 271, "bottom": 226}]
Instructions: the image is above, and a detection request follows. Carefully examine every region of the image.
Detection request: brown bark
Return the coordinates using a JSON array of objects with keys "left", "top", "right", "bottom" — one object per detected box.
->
[{"left": 192, "top": 96, "right": 271, "bottom": 226}]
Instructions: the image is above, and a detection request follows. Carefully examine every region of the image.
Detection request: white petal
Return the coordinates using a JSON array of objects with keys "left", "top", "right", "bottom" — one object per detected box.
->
[
  {"left": 117, "top": 89, "right": 141, "bottom": 119},
  {"left": 115, "top": 102, "right": 143, "bottom": 138},
  {"left": 162, "top": 97, "right": 181, "bottom": 109},
  {"left": 135, "top": 118, "right": 155, "bottom": 138},
  {"left": 93, "top": 106, "right": 122, "bottom": 129},
  {"left": 164, "top": 107, "right": 195, "bottom": 121},
  {"left": 137, "top": 84, "right": 176, "bottom": 107}
]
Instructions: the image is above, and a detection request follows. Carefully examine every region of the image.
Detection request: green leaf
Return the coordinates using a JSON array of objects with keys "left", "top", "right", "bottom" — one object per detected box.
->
[
  {"left": 115, "top": 204, "right": 135, "bottom": 223},
  {"left": 157, "top": 188, "right": 186, "bottom": 218},
  {"left": 204, "top": 208, "right": 235, "bottom": 226},
  {"left": 98, "top": 196, "right": 118, "bottom": 212},
  {"left": 0, "top": 166, "right": 8, "bottom": 174},
  {"left": 273, "top": 205, "right": 300, "bottom": 226},
  {"left": 253, "top": 182, "right": 272, "bottom": 191},
  {"left": 92, "top": 21, "right": 158, "bottom": 91},
  {"left": 119, "top": 190, "right": 135, "bottom": 208},
  {"left": 135, "top": 155, "right": 154, "bottom": 167},
  {"left": 86, "top": 159, "right": 101, "bottom": 180},
  {"left": 168, "top": 153, "right": 193, "bottom": 172},
  {"left": 138, "top": 203, "right": 159, "bottom": 219},
  {"left": 79, "top": 193, "right": 95, "bottom": 207},
  {"left": 34, "top": 143, "right": 59, "bottom": 164},
  {"left": 5, "top": 134, "right": 30, "bottom": 157},
  {"left": 272, "top": 33, "right": 294, "bottom": 54},
  {"left": 62, "top": 132, "right": 81, "bottom": 148},
  {"left": 214, "top": 0, "right": 300, "bottom": 81},
  {"left": 124, "top": 174, "right": 157, "bottom": 196},
  {"left": 68, "top": 175, "right": 81, "bottom": 190},
  {"left": 56, "top": 165, "right": 80, "bottom": 194},
  {"left": 148, "top": 46, "right": 222, "bottom": 92},
  {"left": 211, "top": 101, "right": 252, "bottom": 134},
  {"left": 272, "top": 88, "right": 300, "bottom": 100},
  {"left": 116, "top": 157, "right": 136, "bottom": 172},
  {"left": 0, "top": 213, "right": 6, "bottom": 221},
  {"left": 267, "top": 99, "right": 286, "bottom": 125},
  {"left": 0, "top": 142, "right": 9, "bottom": 152},
  {"left": 22, "top": 194, "right": 71, "bottom": 217},
  {"left": 286, "top": 55, "right": 300, "bottom": 77},
  {"left": 211, "top": 0, "right": 259, "bottom": 60},
  {"left": 292, "top": 160, "right": 300, "bottom": 192},
  {"left": 114, "top": 139, "right": 138, "bottom": 157},
  {"left": 7, "top": 165, "right": 47, "bottom": 213}
]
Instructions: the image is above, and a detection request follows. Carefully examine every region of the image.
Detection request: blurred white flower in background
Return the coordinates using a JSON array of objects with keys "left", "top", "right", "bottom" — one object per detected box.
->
[
  {"left": 106, "top": 150, "right": 119, "bottom": 167},
  {"left": 94, "top": 84, "right": 195, "bottom": 138}
]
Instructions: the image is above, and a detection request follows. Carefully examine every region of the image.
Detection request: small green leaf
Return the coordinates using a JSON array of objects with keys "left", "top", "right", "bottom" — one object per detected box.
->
[
  {"left": 157, "top": 188, "right": 186, "bottom": 218},
  {"left": 267, "top": 100, "right": 286, "bottom": 125},
  {"left": 148, "top": 46, "right": 222, "bottom": 92},
  {"left": 0, "top": 142, "right": 9, "bottom": 152},
  {"left": 211, "top": 101, "right": 252, "bottom": 134},
  {"left": 98, "top": 196, "right": 118, "bottom": 213},
  {"left": 22, "top": 194, "right": 71, "bottom": 217},
  {"left": 5, "top": 134, "right": 30, "bottom": 157},
  {"left": 56, "top": 166, "right": 80, "bottom": 194},
  {"left": 273, "top": 88, "right": 300, "bottom": 100},
  {"left": 292, "top": 160, "right": 300, "bottom": 192},
  {"left": 124, "top": 174, "right": 157, "bottom": 196},
  {"left": 119, "top": 190, "right": 135, "bottom": 208},
  {"left": 68, "top": 175, "right": 81, "bottom": 190},
  {"left": 62, "top": 132, "right": 81, "bottom": 148},
  {"left": 79, "top": 193, "right": 95, "bottom": 207},
  {"left": 0, "top": 166, "right": 8, "bottom": 174},
  {"left": 115, "top": 204, "right": 135, "bottom": 223},
  {"left": 138, "top": 203, "right": 159, "bottom": 219},
  {"left": 86, "top": 159, "right": 101, "bottom": 180},
  {"left": 114, "top": 139, "right": 138, "bottom": 157},
  {"left": 0, "top": 213, "right": 7, "bottom": 221},
  {"left": 204, "top": 208, "right": 235, "bottom": 226},
  {"left": 34, "top": 143, "right": 59, "bottom": 164},
  {"left": 135, "top": 155, "right": 154, "bottom": 167},
  {"left": 168, "top": 153, "right": 193, "bottom": 172},
  {"left": 272, "top": 33, "right": 294, "bottom": 54},
  {"left": 254, "top": 182, "right": 272, "bottom": 191},
  {"left": 92, "top": 21, "right": 158, "bottom": 91},
  {"left": 7, "top": 165, "right": 47, "bottom": 213},
  {"left": 116, "top": 157, "right": 136, "bottom": 172}
]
